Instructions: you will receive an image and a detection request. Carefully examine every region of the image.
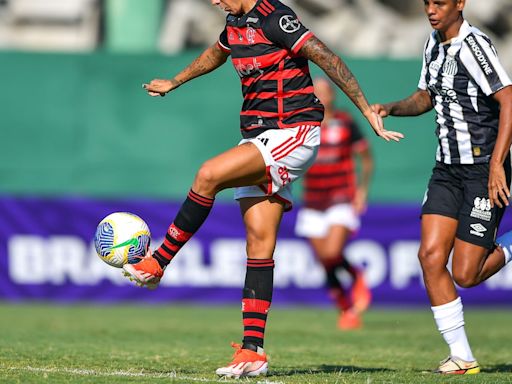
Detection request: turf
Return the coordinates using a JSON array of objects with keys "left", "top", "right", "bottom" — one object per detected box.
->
[{"left": 0, "top": 303, "right": 511, "bottom": 383}]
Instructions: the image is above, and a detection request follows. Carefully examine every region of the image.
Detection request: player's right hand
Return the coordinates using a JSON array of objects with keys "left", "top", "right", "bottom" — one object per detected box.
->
[
  {"left": 142, "top": 79, "right": 177, "bottom": 97},
  {"left": 371, "top": 103, "right": 390, "bottom": 118}
]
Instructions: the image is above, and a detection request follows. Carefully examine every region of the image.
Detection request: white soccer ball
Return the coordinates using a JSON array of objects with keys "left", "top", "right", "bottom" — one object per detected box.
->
[{"left": 94, "top": 212, "right": 151, "bottom": 268}]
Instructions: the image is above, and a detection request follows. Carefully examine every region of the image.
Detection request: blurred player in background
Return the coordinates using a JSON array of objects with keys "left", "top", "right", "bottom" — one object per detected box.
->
[
  {"left": 123, "top": 0, "right": 402, "bottom": 378},
  {"left": 295, "top": 77, "right": 373, "bottom": 330},
  {"left": 372, "top": 0, "right": 512, "bottom": 375}
]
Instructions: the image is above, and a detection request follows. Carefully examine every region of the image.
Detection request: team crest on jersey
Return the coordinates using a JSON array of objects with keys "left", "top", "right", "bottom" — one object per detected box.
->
[
  {"left": 443, "top": 57, "right": 458, "bottom": 76},
  {"left": 470, "top": 197, "right": 492, "bottom": 222},
  {"left": 279, "top": 15, "right": 300, "bottom": 33},
  {"left": 246, "top": 27, "right": 256, "bottom": 44}
]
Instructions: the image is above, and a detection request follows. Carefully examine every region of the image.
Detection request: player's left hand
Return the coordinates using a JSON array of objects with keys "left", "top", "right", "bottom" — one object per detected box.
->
[
  {"left": 488, "top": 162, "right": 510, "bottom": 208},
  {"left": 366, "top": 111, "right": 404, "bottom": 142},
  {"left": 142, "top": 79, "right": 178, "bottom": 97}
]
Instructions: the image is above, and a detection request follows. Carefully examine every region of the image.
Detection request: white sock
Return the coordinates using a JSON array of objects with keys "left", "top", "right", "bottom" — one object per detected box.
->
[
  {"left": 502, "top": 246, "right": 512, "bottom": 264},
  {"left": 431, "top": 297, "right": 475, "bottom": 362}
]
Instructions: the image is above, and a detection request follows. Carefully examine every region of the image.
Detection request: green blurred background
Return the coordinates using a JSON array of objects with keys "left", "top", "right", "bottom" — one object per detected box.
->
[{"left": 0, "top": 52, "right": 436, "bottom": 202}]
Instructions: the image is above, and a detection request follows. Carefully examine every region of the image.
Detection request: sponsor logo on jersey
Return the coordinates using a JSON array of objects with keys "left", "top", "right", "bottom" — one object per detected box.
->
[
  {"left": 428, "top": 85, "right": 459, "bottom": 104},
  {"left": 234, "top": 57, "right": 264, "bottom": 77},
  {"left": 279, "top": 15, "right": 300, "bottom": 33},
  {"left": 465, "top": 35, "right": 494, "bottom": 76},
  {"left": 246, "top": 17, "right": 259, "bottom": 24},
  {"left": 470, "top": 197, "right": 492, "bottom": 221},
  {"left": 470, "top": 223, "right": 487, "bottom": 237}
]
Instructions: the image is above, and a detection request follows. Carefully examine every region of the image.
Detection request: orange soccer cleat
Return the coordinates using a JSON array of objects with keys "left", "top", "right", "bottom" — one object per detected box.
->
[
  {"left": 351, "top": 271, "right": 372, "bottom": 313},
  {"left": 122, "top": 255, "right": 164, "bottom": 289},
  {"left": 215, "top": 343, "right": 268, "bottom": 378},
  {"left": 338, "top": 309, "right": 362, "bottom": 330}
]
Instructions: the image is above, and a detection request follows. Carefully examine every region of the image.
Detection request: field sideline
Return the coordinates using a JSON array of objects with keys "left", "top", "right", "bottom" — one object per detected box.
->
[{"left": 1, "top": 303, "right": 511, "bottom": 383}]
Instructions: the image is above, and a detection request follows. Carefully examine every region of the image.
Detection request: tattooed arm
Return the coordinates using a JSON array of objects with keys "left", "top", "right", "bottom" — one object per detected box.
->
[
  {"left": 372, "top": 89, "right": 433, "bottom": 117},
  {"left": 143, "top": 43, "right": 229, "bottom": 97},
  {"left": 299, "top": 36, "right": 403, "bottom": 142}
]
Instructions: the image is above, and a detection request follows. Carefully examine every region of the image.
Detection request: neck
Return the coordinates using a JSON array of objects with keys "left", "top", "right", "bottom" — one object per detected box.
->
[
  {"left": 439, "top": 16, "right": 464, "bottom": 42},
  {"left": 242, "top": 0, "right": 258, "bottom": 14}
]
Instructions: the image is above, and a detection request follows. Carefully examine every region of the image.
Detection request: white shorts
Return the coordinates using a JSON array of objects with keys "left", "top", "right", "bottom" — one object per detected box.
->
[
  {"left": 234, "top": 125, "right": 320, "bottom": 211},
  {"left": 294, "top": 203, "right": 361, "bottom": 238}
]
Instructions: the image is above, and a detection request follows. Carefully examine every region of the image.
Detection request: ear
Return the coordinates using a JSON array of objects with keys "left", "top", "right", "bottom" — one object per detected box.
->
[{"left": 457, "top": 0, "right": 465, "bottom": 12}]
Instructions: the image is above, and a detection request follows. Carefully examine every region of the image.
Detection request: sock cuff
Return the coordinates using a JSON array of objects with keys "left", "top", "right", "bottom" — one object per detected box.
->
[
  {"left": 247, "top": 258, "right": 275, "bottom": 269},
  {"left": 188, "top": 189, "right": 214, "bottom": 207},
  {"left": 432, "top": 297, "right": 465, "bottom": 334}
]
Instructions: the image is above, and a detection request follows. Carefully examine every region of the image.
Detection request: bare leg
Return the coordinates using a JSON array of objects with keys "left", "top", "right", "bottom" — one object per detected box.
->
[{"left": 418, "top": 214, "right": 458, "bottom": 306}]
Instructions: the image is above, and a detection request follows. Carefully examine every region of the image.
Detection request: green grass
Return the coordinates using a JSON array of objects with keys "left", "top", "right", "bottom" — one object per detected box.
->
[{"left": 0, "top": 303, "right": 511, "bottom": 383}]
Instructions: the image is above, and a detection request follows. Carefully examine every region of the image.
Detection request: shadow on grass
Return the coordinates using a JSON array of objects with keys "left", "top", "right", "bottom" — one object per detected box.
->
[
  {"left": 481, "top": 364, "right": 512, "bottom": 373},
  {"left": 270, "top": 365, "right": 394, "bottom": 377}
]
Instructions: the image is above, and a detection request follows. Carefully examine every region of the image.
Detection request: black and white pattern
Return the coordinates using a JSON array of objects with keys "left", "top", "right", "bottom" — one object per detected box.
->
[{"left": 418, "top": 20, "right": 511, "bottom": 165}]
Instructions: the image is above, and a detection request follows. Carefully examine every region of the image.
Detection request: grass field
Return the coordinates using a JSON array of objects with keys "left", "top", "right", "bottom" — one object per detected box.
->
[{"left": 0, "top": 303, "right": 511, "bottom": 384}]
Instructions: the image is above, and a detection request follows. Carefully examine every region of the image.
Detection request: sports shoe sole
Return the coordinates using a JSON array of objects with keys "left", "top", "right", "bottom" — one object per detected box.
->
[
  {"left": 216, "top": 361, "right": 268, "bottom": 378},
  {"left": 122, "top": 265, "right": 160, "bottom": 290}
]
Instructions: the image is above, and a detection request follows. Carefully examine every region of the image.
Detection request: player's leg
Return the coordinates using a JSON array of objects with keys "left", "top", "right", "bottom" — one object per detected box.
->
[
  {"left": 451, "top": 240, "right": 504, "bottom": 287},
  {"left": 419, "top": 215, "right": 479, "bottom": 374},
  {"left": 123, "top": 142, "right": 268, "bottom": 286},
  {"left": 216, "top": 196, "right": 284, "bottom": 378},
  {"left": 309, "top": 226, "right": 362, "bottom": 329},
  {"left": 419, "top": 163, "right": 479, "bottom": 373},
  {"left": 451, "top": 161, "right": 511, "bottom": 287}
]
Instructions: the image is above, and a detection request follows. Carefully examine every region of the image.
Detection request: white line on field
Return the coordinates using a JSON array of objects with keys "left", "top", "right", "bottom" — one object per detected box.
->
[{"left": 0, "top": 366, "right": 285, "bottom": 384}]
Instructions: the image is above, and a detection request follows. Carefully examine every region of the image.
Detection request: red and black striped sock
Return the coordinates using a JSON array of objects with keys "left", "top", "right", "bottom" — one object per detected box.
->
[
  {"left": 323, "top": 257, "right": 352, "bottom": 311},
  {"left": 153, "top": 189, "right": 214, "bottom": 268},
  {"left": 242, "top": 258, "right": 274, "bottom": 350}
]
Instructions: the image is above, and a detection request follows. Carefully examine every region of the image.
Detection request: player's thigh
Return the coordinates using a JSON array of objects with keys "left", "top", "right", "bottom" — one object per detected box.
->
[
  {"left": 239, "top": 196, "right": 284, "bottom": 259},
  {"left": 452, "top": 238, "right": 489, "bottom": 278},
  {"left": 199, "top": 142, "right": 267, "bottom": 188},
  {"left": 419, "top": 214, "right": 458, "bottom": 267},
  {"left": 310, "top": 225, "right": 351, "bottom": 261},
  {"left": 456, "top": 163, "right": 509, "bottom": 250}
]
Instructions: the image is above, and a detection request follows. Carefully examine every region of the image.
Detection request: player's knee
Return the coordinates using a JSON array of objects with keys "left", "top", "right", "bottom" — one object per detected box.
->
[
  {"left": 246, "top": 226, "right": 276, "bottom": 259},
  {"left": 418, "top": 246, "right": 445, "bottom": 274},
  {"left": 316, "top": 248, "right": 340, "bottom": 262},
  {"left": 194, "top": 161, "right": 220, "bottom": 194},
  {"left": 452, "top": 269, "right": 479, "bottom": 288}
]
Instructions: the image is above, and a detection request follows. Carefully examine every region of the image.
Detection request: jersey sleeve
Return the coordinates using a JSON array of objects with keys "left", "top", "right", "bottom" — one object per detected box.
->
[
  {"left": 417, "top": 38, "right": 430, "bottom": 90},
  {"left": 217, "top": 26, "right": 231, "bottom": 53},
  {"left": 460, "top": 34, "right": 511, "bottom": 96},
  {"left": 261, "top": 9, "right": 313, "bottom": 54}
]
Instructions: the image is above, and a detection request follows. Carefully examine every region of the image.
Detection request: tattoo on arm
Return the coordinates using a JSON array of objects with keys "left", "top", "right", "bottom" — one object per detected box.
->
[
  {"left": 174, "top": 43, "right": 229, "bottom": 86},
  {"left": 300, "top": 36, "right": 370, "bottom": 115},
  {"left": 387, "top": 90, "right": 433, "bottom": 116}
]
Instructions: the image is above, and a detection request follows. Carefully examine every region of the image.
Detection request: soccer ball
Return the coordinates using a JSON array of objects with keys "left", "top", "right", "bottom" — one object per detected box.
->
[{"left": 94, "top": 212, "right": 151, "bottom": 268}]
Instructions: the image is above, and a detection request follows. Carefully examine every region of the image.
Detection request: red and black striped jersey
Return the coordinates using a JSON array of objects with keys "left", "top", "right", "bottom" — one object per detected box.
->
[
  {"left": 303, "top": 111, "right": 368, "bottom": 210},
  {"left": 217, "top": 0, "right": 324, "bottom": 138}
]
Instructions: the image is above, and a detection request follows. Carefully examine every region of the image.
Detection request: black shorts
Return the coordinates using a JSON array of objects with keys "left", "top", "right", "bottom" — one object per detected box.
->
[{"left": 421, "top": 160, "right": 511, "bottom": 249}]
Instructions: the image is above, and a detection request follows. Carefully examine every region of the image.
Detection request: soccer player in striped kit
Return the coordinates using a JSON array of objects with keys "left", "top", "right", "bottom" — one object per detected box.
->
[
  {"left": 123, "top": 0, "right": 402, "bottom": 378},
  {"left": 295, "top": 77, "right": 373, "bottom": 330},
  {"left": 372, "top": 0, "right": 512, "bottom": 375}
]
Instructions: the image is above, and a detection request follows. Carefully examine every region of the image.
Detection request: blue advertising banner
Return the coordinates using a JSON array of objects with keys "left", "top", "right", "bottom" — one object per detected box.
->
[{"left": 1, "top": 196, "right": 511, "bottom": 306}]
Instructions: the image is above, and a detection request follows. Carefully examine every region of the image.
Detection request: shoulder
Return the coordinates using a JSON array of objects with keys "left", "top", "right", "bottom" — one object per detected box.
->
[
  {"left": 461, "top": 23, "right": 495, "bottom": 51},
  {"left": 260, "top": 0, "right": 299, "bottom": 27}
]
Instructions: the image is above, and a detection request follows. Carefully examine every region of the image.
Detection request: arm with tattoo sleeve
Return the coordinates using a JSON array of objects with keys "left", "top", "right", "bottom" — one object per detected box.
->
[
  {"left": 299, "top": 36, "right": 372, "bottom": 116},
  {"left": 299, "top": 36, "right": 404, "bottom": 142},
  {"left": 143, "top": 43, "right": 229, "bottom": 96}
]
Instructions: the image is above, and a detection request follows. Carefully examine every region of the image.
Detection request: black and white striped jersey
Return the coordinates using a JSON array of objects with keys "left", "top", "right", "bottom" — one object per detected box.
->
[{"left": 418, "top": 20, "right": 511, "bottom": 164}]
